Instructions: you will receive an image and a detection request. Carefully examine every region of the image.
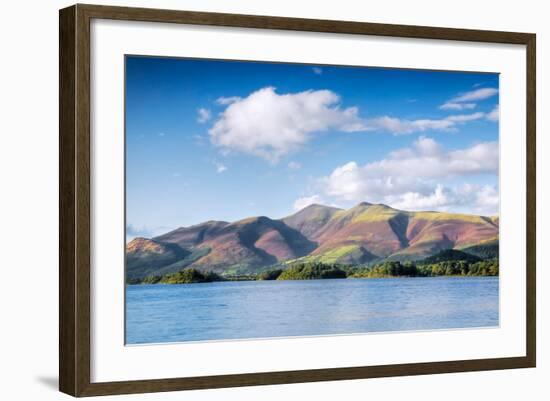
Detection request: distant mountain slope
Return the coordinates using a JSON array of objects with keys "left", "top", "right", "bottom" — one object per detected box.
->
[
  {"left": 284, "top": 203, "right": 498, "bottom": 263},
  {"left": 126, "top": 202, "right": 499, "bottom": 280},
  {"left": 309, "top": 203, "right": 409, "bottom": 258},
  {"left": 189, "top": 216, "right": 316, "bottom": 274},
  {"left": 154, "top": 220, "right": 229, "bottom": 248},
  {"left": 282, "top": 204, "right": 342, "bottom": 239},
  {"left": 387, "top": 211, "right": 498, "bottom": 260},
  {"left": 126, "top": 238, "right": 190, "bottom": 280}
]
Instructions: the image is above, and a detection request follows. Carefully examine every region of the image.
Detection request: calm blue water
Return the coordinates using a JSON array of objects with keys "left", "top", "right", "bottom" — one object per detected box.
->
[{"left": 126, "top": 277, "right": 499, "bottom": 344}]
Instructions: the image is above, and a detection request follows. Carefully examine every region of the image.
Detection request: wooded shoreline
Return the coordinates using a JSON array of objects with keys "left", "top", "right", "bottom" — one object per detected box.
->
[{"left": 127, "top": 258, "right": 499, "bottom": 285}]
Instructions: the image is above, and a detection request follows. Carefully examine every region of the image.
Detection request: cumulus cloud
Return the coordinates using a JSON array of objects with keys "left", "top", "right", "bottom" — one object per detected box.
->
[
  {"left": 293, "top": 194, "right": 324, "bottom": 211},
  {"left": 197, "top": 108, "right": 211, "bottom": 123},
  {"left": 486, "top": 105, "right": 499, "bottom": 122},
  {"left": 388, "top": 184, "right": 499, "bottom": 215},
  {"left": 312, "top": 67, "right": 323, "bottom": 75},
  {"left": 389, "top": 185, "right": 450, "bottom": 210},
  {"left": 209, "top": 87, "right": 492, "bottom": 162},
  {"left": 209, "top": 87, "right": 366, "bottom": 162},
  {"left": 319, "top": 136, "right": 499, "bottom": 215}
]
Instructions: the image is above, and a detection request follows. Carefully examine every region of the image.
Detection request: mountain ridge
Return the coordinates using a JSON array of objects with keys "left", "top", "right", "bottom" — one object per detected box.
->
[{"left": 126, "top": 202, "right": 499, "bottom": 279}]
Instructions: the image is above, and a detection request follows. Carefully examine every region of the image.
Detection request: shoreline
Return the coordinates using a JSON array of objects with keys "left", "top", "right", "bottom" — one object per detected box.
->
[
  {"left": 127, "top": 258, "right": 498, "bottom": 285},
  {"left": 127, "top": 273, "right": 499, "bottom": 285}
]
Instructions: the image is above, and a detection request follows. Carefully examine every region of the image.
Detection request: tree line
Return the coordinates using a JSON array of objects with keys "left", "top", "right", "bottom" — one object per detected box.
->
[
  {"left": 349, "top": 259, "right": 498, "bottom": 278},
  {"left": 127, "top": 258, "right": 498, "bottom": 284}
]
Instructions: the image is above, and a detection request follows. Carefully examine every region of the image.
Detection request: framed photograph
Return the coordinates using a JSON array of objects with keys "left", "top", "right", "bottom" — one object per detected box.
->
[{"left": 59, "top": 4, "right": 536, "bottom": 397}]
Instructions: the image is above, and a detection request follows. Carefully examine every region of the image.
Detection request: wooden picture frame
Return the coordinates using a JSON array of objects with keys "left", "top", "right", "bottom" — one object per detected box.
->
[{"left": 59, "top": 3, "right": 536, "bottom": 397}]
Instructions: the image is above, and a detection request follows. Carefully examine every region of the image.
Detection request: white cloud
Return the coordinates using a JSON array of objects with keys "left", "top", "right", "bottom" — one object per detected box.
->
[
  {"left": 288, "top": 161, "right": 302, "bottom": 170},
  {"left": 209, "top": 87, "right": 493, "bottom": 162},
  {"left": 216, "top": 96, "right": 241, "bottom": 105},
  {"left": 439, "top": 102, "right": 476, "bottom": 111},
  {"left": 293, "top": 194, "right": 324, "bottom": 211},
  {"left": 197, "top": 108, "right": 211, "bottom": 123},
  {"left": 486, "top": 105, "right": 499, "bottom": 122},
  {"left": 449, "top": 87, "right": 499, "bottom": 103},
  {"left": 439, "top": 87, "right": 498, "bottom": 111},
  {"left": 312, "top": 67, "right": 323, "bottom": 75},
  {"left": 389, "top": 185, "right": 450, "bottom": 210},
  {"left": 209, "top": 87, "right": 365, "bottom": 162},
  {"left": 368, "top": 112, "right": 486, "bottom": 135},
  {"left": 126, "top": 224, "right": 175, "bottom": 241},
  {"left": 388, "top": 184, "right": 499, "bottom": 215},
  {"left": 215, "top": 162, "right": 227, "bottom": 173},
  {"left": 469, "top": 184, "right": 499, "bottom": 212},
  {"left": 445, "top": 112, "right": 486, "bottom": 122},
  {"left": 370, "top": 116, "right": 455, "bottom": 135},
  {"left": 319, "top": 136, "right": 499, "bottom": 214},
  {"left": 126, "top": 224, "right": 153, "bottom": 239}
]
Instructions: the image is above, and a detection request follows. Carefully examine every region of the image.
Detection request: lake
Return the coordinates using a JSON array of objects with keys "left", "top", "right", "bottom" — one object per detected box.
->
[{"left": 125, "top": 277, "right": 499, "bottom": 344}]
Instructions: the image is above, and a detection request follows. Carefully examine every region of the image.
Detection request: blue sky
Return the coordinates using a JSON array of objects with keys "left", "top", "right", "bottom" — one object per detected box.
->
[{"left": 126, "top": 56, "right": 499, "bottom": 239}]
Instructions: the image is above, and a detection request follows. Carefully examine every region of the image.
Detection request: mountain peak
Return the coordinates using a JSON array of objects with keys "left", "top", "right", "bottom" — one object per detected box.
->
[
  {"left": 127, "top": 237, "right": 160, "bottom": 252},
  {"left": 282, "top": 203, "right": 342, "bottom": 239},
  {"left": 303, "top": 203, "right": 324, "bottom": 209},
  {"left": 234, "top": 215, "right": 273, "bottom": 225},
  {"left": 288, "top": 203, "right": 343, "bottom": 216},
  {"left": 153, "top": 220, "right": 230, "bottom": 248},
  {"left": 351, "top": 202, "right": 397, "bottom": 212}
]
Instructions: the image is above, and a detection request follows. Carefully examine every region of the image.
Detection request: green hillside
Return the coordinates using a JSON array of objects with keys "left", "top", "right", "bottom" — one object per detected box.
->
[
  {"left": 460, "top": 240, "right": 499, "bottom": 259},
  {"left": 419, "top": 249, "right": 481, "bottom": 264}
]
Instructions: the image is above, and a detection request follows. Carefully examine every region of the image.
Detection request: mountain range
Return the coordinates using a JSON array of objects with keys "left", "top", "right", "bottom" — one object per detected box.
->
[{"left": 126, "top": 202, "right": 499, "bottom": 281}]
